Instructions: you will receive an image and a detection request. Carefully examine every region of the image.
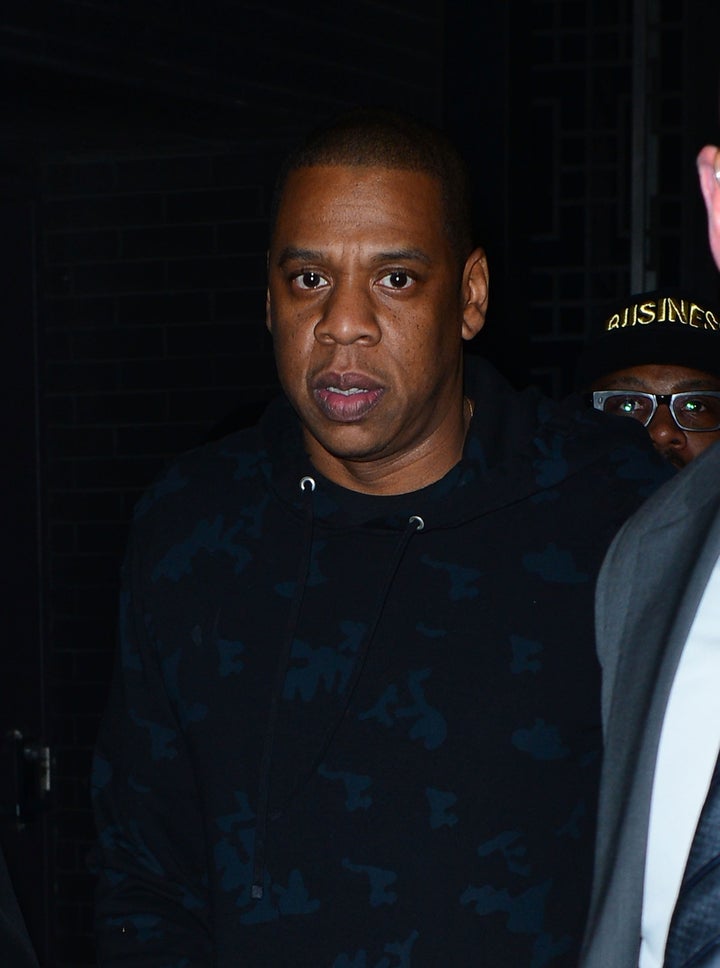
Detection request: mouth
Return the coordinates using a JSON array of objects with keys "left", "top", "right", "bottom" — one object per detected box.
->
[
  {"left": 658, "top": 448, "right": 686, "bottom": 470},
  {"left": 312, "top": 372, "right": 385, "bottom": 421}
]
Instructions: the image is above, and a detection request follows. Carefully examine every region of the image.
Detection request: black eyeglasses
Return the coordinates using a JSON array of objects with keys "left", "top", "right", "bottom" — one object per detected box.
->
[{"left": 590, "top": 390, "right": 720, "bottom": 432}]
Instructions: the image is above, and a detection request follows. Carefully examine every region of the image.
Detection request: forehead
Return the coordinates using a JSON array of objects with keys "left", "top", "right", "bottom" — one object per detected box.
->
[
  {"left": 594, "top": 363, "right": 720, "bottom": 393},
  {"left": 271, "top": 164, "right": 447, "bottom": 251}
]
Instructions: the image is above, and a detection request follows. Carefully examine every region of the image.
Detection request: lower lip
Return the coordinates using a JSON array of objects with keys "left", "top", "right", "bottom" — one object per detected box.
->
[{"left": 313, "top": 387, "right": 384, "bottom": 421}]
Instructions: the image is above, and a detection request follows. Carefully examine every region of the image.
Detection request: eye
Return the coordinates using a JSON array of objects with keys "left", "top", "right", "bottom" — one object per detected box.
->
[
  {"left": 378, "top": 270, "right": 413, "bottom": 290},
  {"left": 671, "top": 393, "right": 720, "bottom": 430},
  {"left": 293, "top": 271, "right": 329, "bottom": 291},
  {"left": 600, "top": 393, "right": 653, "bottom": 421}
]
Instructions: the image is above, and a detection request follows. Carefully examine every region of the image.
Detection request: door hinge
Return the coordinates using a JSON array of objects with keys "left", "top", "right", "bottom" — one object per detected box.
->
[{"left": 0, "top": 729, "right": 52, "bottom": 829}]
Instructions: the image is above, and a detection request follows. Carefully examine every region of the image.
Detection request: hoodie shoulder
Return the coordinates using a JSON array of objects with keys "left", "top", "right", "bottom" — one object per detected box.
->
[
  {"left": 464, "top": 356, "right": 672, "bottom": 495},
  {"left": 132, "top": 423, "right": 268, "bottom": 527}
]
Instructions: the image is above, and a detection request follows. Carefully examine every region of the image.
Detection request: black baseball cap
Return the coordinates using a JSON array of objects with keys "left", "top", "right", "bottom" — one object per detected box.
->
[{"left": 575, "top": 290, "right": 720, "bottom": 387}]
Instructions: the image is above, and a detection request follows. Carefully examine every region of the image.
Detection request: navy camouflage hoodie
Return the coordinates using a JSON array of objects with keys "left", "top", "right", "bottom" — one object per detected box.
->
[{"left": 92, "top": 357, "right": 670, "bottom": 967}]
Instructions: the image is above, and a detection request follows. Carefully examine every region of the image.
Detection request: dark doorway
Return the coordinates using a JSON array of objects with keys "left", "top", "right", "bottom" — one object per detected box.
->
[{"left": 0, "top": 198, "right": 52, "bottom": 964}]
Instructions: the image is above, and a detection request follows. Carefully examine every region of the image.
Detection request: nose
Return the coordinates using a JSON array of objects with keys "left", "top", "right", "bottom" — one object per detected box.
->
[
  {"left": 647, "top": 404, "right": 688, "bottom": 454},
  {"left": 314, "top": 280, "right": 381, "bottom": 346}
]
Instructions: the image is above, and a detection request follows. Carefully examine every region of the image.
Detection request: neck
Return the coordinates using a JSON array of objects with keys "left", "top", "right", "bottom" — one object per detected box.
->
[{"left": 304, "top": 394, "right": 474, "bottom": 496}]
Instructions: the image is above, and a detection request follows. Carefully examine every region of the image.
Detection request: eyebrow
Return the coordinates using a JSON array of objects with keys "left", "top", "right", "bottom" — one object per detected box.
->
[
  {"left": 671, "top": 379, "right": 720, "bottom": 392},
  {"left": 374, "top": 248, "right": 432, "bottom": 265},
  {"left": 274, "top": 246, "right": 433, "bottom": 267},
  {"left": 603, "top": 376, "right": 720, "bottom": 392},
  {"left": 276, "top": 247, "right": 323, "bottom": 267}
]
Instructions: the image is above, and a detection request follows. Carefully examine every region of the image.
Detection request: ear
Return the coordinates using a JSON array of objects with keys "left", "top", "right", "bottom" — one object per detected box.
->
[
  {"left": 460, "top": 247, "right": 489, "bottom": 341},
  {"left": 697, "top": 145, "right": 720, "bottom": 271},
  {"left": 265, "top": 251, "right": 273, "bottom": 333}
]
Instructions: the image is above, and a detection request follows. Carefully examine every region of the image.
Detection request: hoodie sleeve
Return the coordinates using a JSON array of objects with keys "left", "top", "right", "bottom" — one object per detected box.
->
[
  {"left": 92, "top": 529, "right": 213, "bottom": 967},
  {"left": 0, "top": 847, "right": 39, "bottom": 968}
]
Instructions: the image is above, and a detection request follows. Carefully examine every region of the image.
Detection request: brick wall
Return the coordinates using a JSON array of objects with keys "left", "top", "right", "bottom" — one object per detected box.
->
[
  {"left": 41, "top": 140, "right": 286, "bottom": 959},
  {"left": 522, "top": 1, "right": 636, "bottom": 395},
  {"left": 523, "top": 0, "right": 720, "bottom": 397}
]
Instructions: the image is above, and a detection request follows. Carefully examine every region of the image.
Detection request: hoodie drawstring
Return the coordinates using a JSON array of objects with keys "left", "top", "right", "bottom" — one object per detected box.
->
[
  {"left": 251, "top": 475, "right": 316, "bottom": 898},
  {"left": 251, "top": 487, "right": 423, "bottom": 899},
  {"left": 281, "top": 513, "right": 425, "bottom": 800}
]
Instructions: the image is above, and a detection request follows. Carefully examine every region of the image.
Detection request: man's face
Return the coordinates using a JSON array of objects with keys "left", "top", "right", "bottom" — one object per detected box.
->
[
  {"left": 266, "top": 164, "right": 487, "bottom": 493},
  {"left": 592, "top": 363, "right": 720, "bottom": 468}
]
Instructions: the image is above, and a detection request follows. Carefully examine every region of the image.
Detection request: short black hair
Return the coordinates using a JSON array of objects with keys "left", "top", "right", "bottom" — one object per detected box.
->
[{"left": 269, "top": 107, "right": 475, "bottom": 265}]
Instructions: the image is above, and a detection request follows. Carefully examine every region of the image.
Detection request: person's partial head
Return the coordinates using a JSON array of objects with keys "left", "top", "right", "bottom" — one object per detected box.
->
[
  {"left": 576, "top": 291, "right": 720, "bottom": 468},
  {"left": 265, "top": 107, "right": 489, "bottom": 495},
  {"left": 269, "top": 106, "right": 476, "bottom": 272},
  {"left": 697, "top": 144, "right": 720, "bottom": 270}
]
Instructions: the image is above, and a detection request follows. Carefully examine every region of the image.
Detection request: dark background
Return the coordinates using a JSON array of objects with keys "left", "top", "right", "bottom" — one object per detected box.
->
[{"left": 1, "top": 1, "right": 719, "bottom": 964}]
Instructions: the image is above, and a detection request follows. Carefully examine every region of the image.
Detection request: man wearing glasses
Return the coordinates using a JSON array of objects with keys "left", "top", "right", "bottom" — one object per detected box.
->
[{"left": 576, "top": 291, "right": 720, "bottom": 468}]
